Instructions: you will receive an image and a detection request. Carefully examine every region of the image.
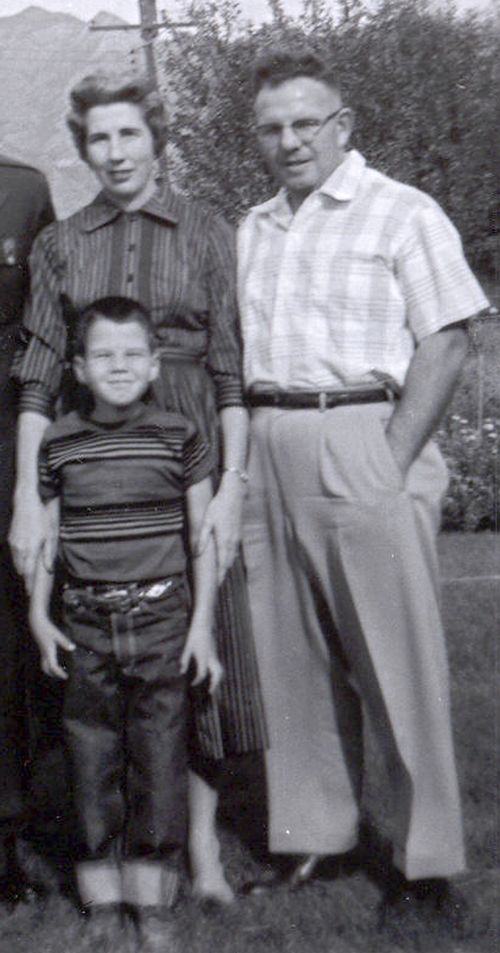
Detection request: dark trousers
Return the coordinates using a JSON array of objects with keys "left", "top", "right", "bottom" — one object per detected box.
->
[
  {"left": 0, "top": 544, "right": 67, "bottom": 872},
  {"left": 62, "top": 575, "right": 189, "bottom": 907},
  {"left": 0, "top": 544, "right": 28, "bottom": 840},
  {"left": 0, "top": 386, "right": 65, "bottom": 864}
]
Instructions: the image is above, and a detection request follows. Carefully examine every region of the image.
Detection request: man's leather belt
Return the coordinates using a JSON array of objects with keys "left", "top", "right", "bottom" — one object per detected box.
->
[{"left": 247, "top": 386, "right": 393, "bottom": 410}]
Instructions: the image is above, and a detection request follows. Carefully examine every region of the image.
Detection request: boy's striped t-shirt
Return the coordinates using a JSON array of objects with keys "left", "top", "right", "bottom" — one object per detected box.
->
[{"left": 38, "top": 404, "right": 213, "bottom": 583}]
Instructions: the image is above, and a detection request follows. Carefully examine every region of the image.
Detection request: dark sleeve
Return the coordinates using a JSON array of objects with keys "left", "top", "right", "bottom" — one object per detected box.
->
[
  {"left": 205, "top": 214, "right": 244, "bottom": 410},
  {"left": 11, "top": 225, "right": 67, "bottom": 418},
  {"left": 183, "top": 419, "right": 214, "bottom": 489},
  {"left": 38, "top": 437, "right": 60, "bottom": 503},
  {"left": 35, "top": 174, "right": 55, "bottom": 235}
]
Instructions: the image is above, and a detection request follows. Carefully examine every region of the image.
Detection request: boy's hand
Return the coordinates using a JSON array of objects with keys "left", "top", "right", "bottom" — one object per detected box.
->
[
  {"left": 180, "top": 625, "right": 223, "bottom": 694},
  {"left": 29, "top": 616, "right": 75, "bottom": 680}
]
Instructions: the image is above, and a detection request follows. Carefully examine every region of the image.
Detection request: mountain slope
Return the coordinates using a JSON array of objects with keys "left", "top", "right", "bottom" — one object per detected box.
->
[{"left": 0, "top": 6, "right": 144, "bottom": 215}]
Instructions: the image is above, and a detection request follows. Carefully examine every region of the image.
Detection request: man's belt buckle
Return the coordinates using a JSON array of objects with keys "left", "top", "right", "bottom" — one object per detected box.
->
[{"left": 319, "top": 391, "right": 349, "bottom": 410}]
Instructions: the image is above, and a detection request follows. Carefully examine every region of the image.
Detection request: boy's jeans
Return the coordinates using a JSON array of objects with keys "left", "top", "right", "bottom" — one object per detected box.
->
[{"left": 61, "top": 574, "right": 188, "bottom": 909}]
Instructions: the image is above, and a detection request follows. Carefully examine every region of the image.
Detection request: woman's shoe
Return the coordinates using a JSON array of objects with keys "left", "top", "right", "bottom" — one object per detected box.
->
[
  {"left": 189, "top": 832, "right": 235, "bottom": 905},
  {"left": 191, "top": 871, "right": 235, "bottom": 906}
]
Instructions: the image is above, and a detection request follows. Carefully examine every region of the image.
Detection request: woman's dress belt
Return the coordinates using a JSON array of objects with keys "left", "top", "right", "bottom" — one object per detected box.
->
[{"left": 158, "top": 345, "right": 204, "bottom": 363}]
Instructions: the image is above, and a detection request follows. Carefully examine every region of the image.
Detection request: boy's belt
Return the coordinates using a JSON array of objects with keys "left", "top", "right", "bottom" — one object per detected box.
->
[
  {"left": 63, "top": 577, "right": 178, "bottom": 614},
  {"left": 247, "top": 385, "right": 397, "bottom": 410}
]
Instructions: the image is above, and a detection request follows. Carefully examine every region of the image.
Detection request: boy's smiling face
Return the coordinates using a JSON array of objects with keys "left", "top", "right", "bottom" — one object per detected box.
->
[{"left": 74, "top": 315, "right": 159, "bottom": 421}]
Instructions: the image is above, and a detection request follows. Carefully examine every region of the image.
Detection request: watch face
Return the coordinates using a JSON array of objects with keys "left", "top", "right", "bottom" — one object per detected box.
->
[{"left": 0, "top": 237, "right": 18, "bottom": 265}]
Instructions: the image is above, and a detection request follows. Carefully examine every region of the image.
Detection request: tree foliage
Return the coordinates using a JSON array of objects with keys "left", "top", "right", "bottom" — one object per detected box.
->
[{"left": 161, "top": 0, "right": 498, "bottom": 277}]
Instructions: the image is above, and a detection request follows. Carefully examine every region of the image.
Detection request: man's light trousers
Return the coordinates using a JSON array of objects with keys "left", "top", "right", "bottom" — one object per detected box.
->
[{"left": 243, "top": 402, "right": 465, "bottom": 879}]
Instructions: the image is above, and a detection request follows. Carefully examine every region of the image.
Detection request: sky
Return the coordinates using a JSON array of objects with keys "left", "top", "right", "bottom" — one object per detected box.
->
[{"left": 0, "top": 0, "right": 496, "bottom": 21}]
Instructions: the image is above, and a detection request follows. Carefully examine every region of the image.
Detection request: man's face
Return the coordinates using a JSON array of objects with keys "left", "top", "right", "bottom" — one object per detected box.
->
[
  {"left": 74, "top": 317, "right": 159, "bottom": 418},
  {"left": 84, "top": 102, "right": 156, "bottom": 209},
  {"left": 255, "top": 77, "right": 352, "bottom": 204}
]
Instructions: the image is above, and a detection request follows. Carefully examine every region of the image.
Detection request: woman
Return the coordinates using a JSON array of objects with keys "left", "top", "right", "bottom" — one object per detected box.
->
[{"left": 9, "top": 73, "right": 266, "bottom": 906}]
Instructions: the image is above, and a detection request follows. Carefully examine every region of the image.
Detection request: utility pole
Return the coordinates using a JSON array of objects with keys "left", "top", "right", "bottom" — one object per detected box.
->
[
  {"left": 138, "top": 0, "right": 161, "bottom": 95},
  {"left": 90, "top": 0, "right": 195, "bottom": 178}
]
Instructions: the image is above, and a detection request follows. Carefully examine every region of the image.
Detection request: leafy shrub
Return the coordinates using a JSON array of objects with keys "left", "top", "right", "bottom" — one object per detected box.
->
[
  {"left": 161, "top": 1, "right": 499, "bottom": 531},
  {"left": 435, "top": 312, "right": 499, "bottom": 531},
  {"left": 437, "top": 414, "right": 499, "bottom": 531},
  {"left": 163, "top": 0, "right": 499, "bottom": 277}
]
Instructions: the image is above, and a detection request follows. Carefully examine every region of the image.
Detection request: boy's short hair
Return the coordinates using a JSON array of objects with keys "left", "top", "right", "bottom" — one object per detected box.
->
[
  {"left": 253, "top": 49, "right": 342, "bottom": 98},
  {"left": 74, "top": 296, "right": 157, "bottom": 355}
]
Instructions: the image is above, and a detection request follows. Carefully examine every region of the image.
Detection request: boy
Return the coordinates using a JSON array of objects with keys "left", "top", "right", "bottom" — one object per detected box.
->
[{"left": 29, "top": 296, "right": 221, "bottom": 952}]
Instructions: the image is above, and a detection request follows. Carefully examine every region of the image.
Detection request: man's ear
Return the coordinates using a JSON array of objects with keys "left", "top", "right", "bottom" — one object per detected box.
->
[
  {"left": 149, "top": 351, "right": 160, "bottom": 384},
  {"left": 73, "top": 355, "right": 86, "bottom": 384},
  {"left": 337, "top": 107, "right": 354, "bottom": 149}
]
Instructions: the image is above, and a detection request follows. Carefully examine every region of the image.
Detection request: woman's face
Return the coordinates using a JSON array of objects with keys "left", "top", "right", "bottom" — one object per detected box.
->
[{"left": 84, "top": 101, "right": 156, "bottom": 208}]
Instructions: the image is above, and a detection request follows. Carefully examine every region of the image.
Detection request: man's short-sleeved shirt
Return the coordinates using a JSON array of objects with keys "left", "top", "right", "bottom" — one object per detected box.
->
[
  {"left": 38, "top": 404, "right": 212, "bottom": 583},
  {"left": 238, "top": 149, "right": 489, "bottom": 391}
]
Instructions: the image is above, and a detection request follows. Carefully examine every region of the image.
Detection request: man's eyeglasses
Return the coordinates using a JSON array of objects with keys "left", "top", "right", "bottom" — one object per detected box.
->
[{"left": 255, "top": 107, "right": 344, "bottom": 146}]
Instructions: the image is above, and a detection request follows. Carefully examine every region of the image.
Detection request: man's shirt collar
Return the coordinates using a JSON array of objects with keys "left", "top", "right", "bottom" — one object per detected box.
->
[
  {"left": 318, "top": 149, "right": 366, "bottom": 201},
  {"left": 80, "top": 184, "right": 180, "bottom": 232},
  {"left": 255, "top": 149, "right": 367, "bottom": 225}
]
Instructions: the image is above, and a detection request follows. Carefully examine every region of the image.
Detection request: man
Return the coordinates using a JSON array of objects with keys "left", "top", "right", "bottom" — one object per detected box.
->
[
  {"left": 0, "top": 154, "right": 53, "bottom": 903},
  {"left": 238, "top": 51, "right": 489, "bottom": 905}
]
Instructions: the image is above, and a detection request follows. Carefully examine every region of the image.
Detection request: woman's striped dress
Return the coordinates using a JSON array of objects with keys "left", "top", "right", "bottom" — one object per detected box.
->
[{"left": 13, "top": 184, "right": 267, "bottom": 761}]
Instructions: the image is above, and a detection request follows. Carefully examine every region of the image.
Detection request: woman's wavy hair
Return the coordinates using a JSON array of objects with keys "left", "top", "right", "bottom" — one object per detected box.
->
[{"left": 67, "top": 72, "right": 168, "bottom": 160}]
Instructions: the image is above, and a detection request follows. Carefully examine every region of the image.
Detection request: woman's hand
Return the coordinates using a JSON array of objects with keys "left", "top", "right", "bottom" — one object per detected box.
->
[
  {"left": 29, "top": 613, "right": 75, "bottom": 680},
  {"left": 197, "top": 472, "right": 246, "bottom": 585},
  {"left": 9, "top": 492, "right": 50, "bottom": 591}
]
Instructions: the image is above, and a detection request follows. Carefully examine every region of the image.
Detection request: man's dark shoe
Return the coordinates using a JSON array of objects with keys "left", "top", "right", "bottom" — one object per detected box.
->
[
  {"left": 380, "top": 874, "right": 467, "bottom": 930},
  {"left": 241, "top": 853, "right": 324, "bottom": 896},
  {"left": 288, "top": 853, "right": 322, "bottom": 888}
]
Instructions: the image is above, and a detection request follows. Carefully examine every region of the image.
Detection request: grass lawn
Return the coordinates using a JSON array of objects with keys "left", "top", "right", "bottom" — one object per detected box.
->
[{"left": 1, "top": 533, "right": 498, "bottom": 953}]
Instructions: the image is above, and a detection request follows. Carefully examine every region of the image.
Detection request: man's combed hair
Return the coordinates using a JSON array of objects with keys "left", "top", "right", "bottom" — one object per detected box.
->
[
  {"left": 253, "top": 49, "right": 342, "bottom": 97},
  {"left": 74, "top": 296, "right": 157, "bottom": 355},
  {"left": 67, "top": 72, "right": 168, "bottom": 160}
]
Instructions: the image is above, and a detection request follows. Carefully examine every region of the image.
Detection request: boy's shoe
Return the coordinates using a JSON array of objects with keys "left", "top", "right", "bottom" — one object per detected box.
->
[
  {"left": 83, "top": 903, "right": 124, "bottom": 944},
  {"left": 136, "top": 906, "right": 182, "bottom": 953}
]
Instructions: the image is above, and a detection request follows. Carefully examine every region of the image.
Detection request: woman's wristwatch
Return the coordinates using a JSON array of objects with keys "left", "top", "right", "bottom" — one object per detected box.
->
[{"left": 223, "top": 466, "right": 249, "bottom": 483}]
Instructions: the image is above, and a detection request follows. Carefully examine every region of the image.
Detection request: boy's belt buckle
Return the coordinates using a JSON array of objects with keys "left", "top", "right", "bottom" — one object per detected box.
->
[
  {"left": 144, "top": 580, "right": 172, "bottom": 600},
  {"left": 101, "top": 588, "right": 129, "bottom": 601},
  {"left": 97, "top": 591, "right": 133, "bottom": 612}
]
